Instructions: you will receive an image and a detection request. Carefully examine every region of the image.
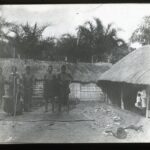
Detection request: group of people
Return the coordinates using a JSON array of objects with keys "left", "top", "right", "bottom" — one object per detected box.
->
[
  {"left": 0, "top": 64, "right": 72, "bottom": 116},
  {"left": 43, "top": 65, "right": 73, "bottom": 112},
  {"left": 0, "top": 66, "right": 35, "bottom": 115}
]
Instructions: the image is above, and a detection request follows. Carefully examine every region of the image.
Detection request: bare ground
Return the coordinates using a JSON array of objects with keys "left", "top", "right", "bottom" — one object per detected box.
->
[{"left": 0, "top": 101, "right": 149, "bottom": 143}]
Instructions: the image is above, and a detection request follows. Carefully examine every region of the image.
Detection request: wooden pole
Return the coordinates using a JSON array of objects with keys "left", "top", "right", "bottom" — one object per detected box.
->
[
  {"left": 146, "top": 86, "right": 150, "bottom": 118},
  {"left": 106, "top": 93, "right": 108, "bottom": 104},
  {"left": 121, "top": 85, "right": 124, "bottom": 110},
  {"left": 12, "top": 72, "right": 17, "bottom": 127},
  {"left": 105, "top": 88, "right": 108, "bottom": 104},
  {"left": 12, "top": 47, "right": 17, "bottom": 127}
]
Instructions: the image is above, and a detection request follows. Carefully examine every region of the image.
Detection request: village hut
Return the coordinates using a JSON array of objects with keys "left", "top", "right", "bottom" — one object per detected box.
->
[
  {"left": 97, "top": 45, "right": 150, "bottom": 118},
  {"left": 67, "top": 63, "right": 111, "bottom": 101}
]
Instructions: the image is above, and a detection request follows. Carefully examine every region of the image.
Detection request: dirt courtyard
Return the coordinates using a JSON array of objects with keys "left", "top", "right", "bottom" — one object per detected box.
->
[{"left": 0, "top": 101, "right": 149, "bottom": 143}]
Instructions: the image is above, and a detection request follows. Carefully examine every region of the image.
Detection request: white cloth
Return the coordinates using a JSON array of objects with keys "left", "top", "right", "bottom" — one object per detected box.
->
[
  {"left": 141, "top": 98, "right": 146, "bottom": 108},
  {"left": 140, "top": 90, "right": 146, "bottom": 98},
  {"left": 135, "top": 90, "right": 147, "bottom": 108},
  {"left": 135, "top": 96, "right": 142, "bottom": 108},
  {"left": 136, "top": 96, "right": 141, "bottom": 103},
  {"left": 141, "top": 90, "right": 147, "bottom": 108},
  {"left": 135, "top": 102, "right": 139, "bottom": 108}
]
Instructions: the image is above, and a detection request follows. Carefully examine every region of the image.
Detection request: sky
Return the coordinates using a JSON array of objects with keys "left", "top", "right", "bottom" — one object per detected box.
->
[{"left": 1, "top": 4, "right": 150, "bottom": 48}]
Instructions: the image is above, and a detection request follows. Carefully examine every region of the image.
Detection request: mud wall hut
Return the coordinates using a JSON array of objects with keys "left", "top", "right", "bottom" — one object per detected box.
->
[
  {"left": 67, "top": 63, "right": 112, "bottom": 101},
  {"left": 97, "top": 45, "right": 150, "bottom": 117}
]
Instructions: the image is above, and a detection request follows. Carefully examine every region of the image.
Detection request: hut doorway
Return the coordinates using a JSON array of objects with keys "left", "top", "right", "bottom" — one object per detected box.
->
[
  {"left": 122, "top": 84, "right": 147, "bottom": 116},
  {"left": 122, "top": 84, "right": 138, "bottom": 111}
]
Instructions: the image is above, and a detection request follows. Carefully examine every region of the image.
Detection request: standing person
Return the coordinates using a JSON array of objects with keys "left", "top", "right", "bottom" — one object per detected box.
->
[
  {"left": 135, "top": 89, "right": 147, "bottom": 116},
  {"left": 58, "top": 65, "right": 73, "bottom": 112},
  {"left": 135, "top": 92, "right": 142, "bottom": 108},
  {"left": 4, "top": 66, "right": 22, "bottom": 115},
  {"left": 0, "top": 67, "right": 5, "bottom": 106},
  {"left": 43, "top": 65, "right": 56, "bottom": 112},
  {"left": 22, "top": 66, "right": 35, "bottom": 112}
]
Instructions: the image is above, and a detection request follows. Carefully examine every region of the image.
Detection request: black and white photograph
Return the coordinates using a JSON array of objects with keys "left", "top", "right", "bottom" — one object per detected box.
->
[{"left": 0, "top": 4, "right": 150, "bottom": 143}]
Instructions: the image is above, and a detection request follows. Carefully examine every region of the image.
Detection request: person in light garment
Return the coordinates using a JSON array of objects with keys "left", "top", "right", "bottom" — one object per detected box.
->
[
  {"left": 135, "top": 89, "right": 147, "bottom": 116},
  {"left": 135, "top": 92, "right": 142, "bottom": 108},
  {"left": 22, "top": 66, "right": 35, "bottom": 112},
  {"left": 0, "top": 67, "right": 5, "bottom": 106}
]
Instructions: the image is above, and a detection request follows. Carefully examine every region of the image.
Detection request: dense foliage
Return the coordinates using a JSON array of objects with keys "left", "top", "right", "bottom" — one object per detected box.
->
[
  {"left": 0, "top": 17, "right": 129, "bottom": 63},
  {"left": 130, "top": 16, "right": 150, "bottom": 46}
]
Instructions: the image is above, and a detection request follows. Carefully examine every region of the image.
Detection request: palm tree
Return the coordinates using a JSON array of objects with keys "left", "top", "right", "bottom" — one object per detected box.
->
[
  {"left": 130, "top": 16, "right": 150, "bottom": 45},
  {"left": 7, "top": 22, "right": 49, "bottom": 59},
  {"left": 0, "top": 17, "right": 12, "bottom": 41},
  {"left": 0, "top": 17, "right": 14, "bottom": 58},
  {"left": 77, "top": 18, "right": 127, "bottom": 62},
  {"left": 56, "top": 33, "right": 78, "bottom": 62}
]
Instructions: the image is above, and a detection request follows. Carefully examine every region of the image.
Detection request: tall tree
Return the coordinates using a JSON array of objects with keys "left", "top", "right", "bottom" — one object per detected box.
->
[
  {"left": 0, "top": 17, "right": 12, "bottom": 41},
  {"left": 130, "top": 16, "right": 150, "bottom": 45},
  {"left": 77, "top": 18, "right": 128, "bottom": 63},
  {"left": 0, "top": 17, "right": 13, "bottom": 58},
  {"left": 56, "top": 34, "right": 78, "bottom": 62},
  {"left": 39, "top": 37, "right": 56, "bottom": 60},
  {"left": 7, "top": 22, "right": 49, "bottom": 59}
]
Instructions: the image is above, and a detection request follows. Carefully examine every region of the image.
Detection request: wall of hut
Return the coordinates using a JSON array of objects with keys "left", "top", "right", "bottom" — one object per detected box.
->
[{"left": 69, "top": 83, "right": 104, "bottom": 101}]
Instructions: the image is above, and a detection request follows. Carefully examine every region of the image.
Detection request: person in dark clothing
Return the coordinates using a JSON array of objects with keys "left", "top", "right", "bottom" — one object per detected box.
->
[
  {"left": 43, "top": 65, "right": 57, "bottom": 112},
  {"left": 58, "top": 65, "right": 73, "bottom": 112},
  {"left": 0, "top": 67, "right": 5, "bottom": 106},
  {"left": 22, "top": 66, "right": 35, "bottom": 112},
  {"left": 51, "top": 74, "right": 60, "bottom": 112},
  {"left": 51, "top": 74, "right": 60, "bottom": 97}
]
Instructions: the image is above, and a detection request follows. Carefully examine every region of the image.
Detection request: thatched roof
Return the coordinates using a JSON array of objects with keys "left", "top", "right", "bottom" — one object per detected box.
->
[
  {"left": 98, "top": 45, "right": 150, "bottom": 85},
  {"left": 67, "top": 63, "right": 111, "bottom": 83},
  {"left": 0, "top": 58, "right": 111, "bottom": 83}
]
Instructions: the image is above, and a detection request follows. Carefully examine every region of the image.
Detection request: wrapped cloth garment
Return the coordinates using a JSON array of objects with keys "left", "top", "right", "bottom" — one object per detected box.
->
[
  {"left": 3, "top": 72, "right": 23, "bottom": 115},
  {"left": 43, "top": 73, "right": 59, "bottom": 99},
  {"left": 140, "top": 90, "right": 147, "bottom": 108},
  {"left": 58, "top": 72, "right": 73, "bottom": 105},
  {"left": 135, "top": 90, "right": 147, "bottom": 109},
  {"left": 22, "top": 73, "right": 34, "bottom": 111},
  {"left": 43, "top": 73, "right": 59, "bottom": 112}
]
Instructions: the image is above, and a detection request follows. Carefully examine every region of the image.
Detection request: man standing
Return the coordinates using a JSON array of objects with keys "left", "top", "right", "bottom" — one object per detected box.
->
[
  {"left": 0, "top": 67, "right": 5, "bottom": 106},
  {"left": 58, "top": 65, "right": 73, "bottom": 112},
  {"left": 22, "top": 66, "right": 35, "bottom": 112},
  {"left": 4, "top": 66, "right": 22, "bottom": 115},
  {"left": 43, "top": 65, "right": 56, "bottom": 112}
]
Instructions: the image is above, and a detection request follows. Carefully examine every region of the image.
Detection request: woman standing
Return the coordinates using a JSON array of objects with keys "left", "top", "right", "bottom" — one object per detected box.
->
[
  {"left": 4, "top": 66, "right": 22, "bottom": 115},
  {"left": 135, "top": 89, "right": 147, "bottom": 116}
]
